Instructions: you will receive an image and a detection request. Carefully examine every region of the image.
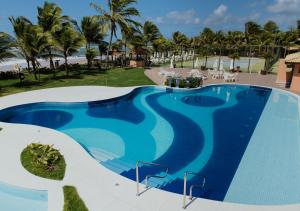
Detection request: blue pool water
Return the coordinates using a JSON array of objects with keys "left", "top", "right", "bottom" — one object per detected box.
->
[
  {"left": 0, "top": 182, "right": 47, "bottom": 211},
  {"left": 0, "top": 84, "right": 299, "bottom": 205}
]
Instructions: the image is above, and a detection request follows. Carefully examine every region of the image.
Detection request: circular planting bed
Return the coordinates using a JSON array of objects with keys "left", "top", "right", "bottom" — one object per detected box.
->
[{"left": 21, "top": 143, "right": 66, "bottom": 180}]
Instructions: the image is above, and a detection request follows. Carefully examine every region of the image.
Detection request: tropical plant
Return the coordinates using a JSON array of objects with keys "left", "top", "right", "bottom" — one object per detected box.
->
[
  {"left": 53, "top": 24, "right": 84, "bottom": 75},
  {"left": 228, "top": 52, "right": 240, "bottom": 70},
  {"left": 37, "top": 1, "right": 66, "bottom": 69},
  {"left": 90, "top": 0, "right": 140, "bottom": 63},
  {"left": 28, "top": 143, "right": 61, "bottom": 171},
  {"left": 10, "top": 21, "right": 50, "bottom": 80},
  {"left": 9, "top": 16, "right": 33, "bottom": 70},
  {"left": 172, "top": 31, "right": 189, "bottom": 67},
  {"left": 81, "top": 16, "right": 108, "bottom": 67},
  {"left": 0, "top": 32, "right": 15, "bottom": 62},
  {"left": 86, "top": 48, "right": 97, "bottom": 67}
]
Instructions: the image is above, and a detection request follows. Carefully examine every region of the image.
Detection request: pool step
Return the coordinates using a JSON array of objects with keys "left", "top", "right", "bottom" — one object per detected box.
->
[
  {"left": 142, "top": 174, "right": 176, "bottom": 189},
  {"left": 88, "top": 147, "right": 118, "bottom": 162},
  {"left": 102, "top": 158, "right": 136, "bottom": 174}
]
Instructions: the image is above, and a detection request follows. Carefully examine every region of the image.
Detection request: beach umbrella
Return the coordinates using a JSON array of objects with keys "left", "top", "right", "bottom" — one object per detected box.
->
[{"left": 230, "top": 59, "right": 234, "bottom": 70}]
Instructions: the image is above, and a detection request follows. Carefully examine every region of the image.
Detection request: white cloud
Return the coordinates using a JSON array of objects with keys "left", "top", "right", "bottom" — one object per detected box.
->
[
  {"left": 204, "top": 4, "right": 229, "bottom": 25},
  {"left": 214, "top": 4, "right": 228, "bottom": 16},
  {"left": 194, "top": 18, "right": 201, "bottom": 24},
  {"left": 268, "top": 0, "right": 300, "bottom": 13},
  {"left": 155, "top": 17, "right": 164, "bottom": 24},
  {"left": 164, "top": 9, "right": 200, "bottom": 25}
]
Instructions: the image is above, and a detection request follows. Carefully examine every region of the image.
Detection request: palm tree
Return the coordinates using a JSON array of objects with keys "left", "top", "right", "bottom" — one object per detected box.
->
[
  {"left": 0, "top": 32, "right": 15, "bottom": 62},
  {"left": 37, "top": 1, "right": 66, "bottom": 69},
  {"left": 53, "top": 24, "right": 84, "bottom": 75},
  {"left": 9, "top": 16, "right": 32, "bottom": 70},
  {"left": 213, "top": 31, "right": 226, "bottom": 70},
  {"left": 199, "top": 28, "right": 215, "bottom": 68},
  {"left": 21, "top": 25, "right": 50, "bottom": 80},
  {"left": 90, "top": 0, "right": 140, "bottom": 63},
  {"left": 172, "top": 31, "right": 188, "bottom": 68},
  {"left": 229, "top": 52, "right": 240, "bottom": 71},
  {"left": 81, "top": 16, "right": 107, "bottom": 67},
  {"left": 128, "top": 31, "right": 148, "bottom": 60},
  {"left": 142, "top": 21, "right": 160, "bottom": 65}
]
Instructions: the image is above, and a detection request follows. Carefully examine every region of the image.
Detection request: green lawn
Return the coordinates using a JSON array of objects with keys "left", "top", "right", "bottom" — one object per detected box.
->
[
  {"left": 63, "top": 186, "right": 88, "bottom": 211},
  {"left": 0, "top": 67, "right": 154, "bottom": 97}
]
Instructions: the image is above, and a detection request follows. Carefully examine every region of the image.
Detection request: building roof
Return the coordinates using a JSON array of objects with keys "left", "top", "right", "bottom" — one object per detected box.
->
[{"left": 285, "top": 52, "right": 300, "bottom": 64}]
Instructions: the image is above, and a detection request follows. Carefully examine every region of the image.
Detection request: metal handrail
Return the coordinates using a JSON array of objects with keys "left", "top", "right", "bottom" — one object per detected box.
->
[
  {"left": 182, "top": 171, "right": 206, "bottom": 209},
  {"left": 136, "top": 161, "right": 169, "bottom": 196}
]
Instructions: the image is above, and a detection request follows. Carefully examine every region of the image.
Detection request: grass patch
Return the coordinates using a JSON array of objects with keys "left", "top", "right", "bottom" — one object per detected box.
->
[
  {"left": 63, "top": 186, "right": 88, "bottom": 211},
  {"left": 21, "top": 144, "right": 66, "bottom": 180},
  {"left": 0, "top": 67, "right": 154, "bottom": 97}
]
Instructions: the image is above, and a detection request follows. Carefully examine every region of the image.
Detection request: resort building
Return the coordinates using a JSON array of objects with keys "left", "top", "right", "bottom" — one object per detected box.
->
[{"left": 277, "top": 52, "right": 300, "bottom": 92}]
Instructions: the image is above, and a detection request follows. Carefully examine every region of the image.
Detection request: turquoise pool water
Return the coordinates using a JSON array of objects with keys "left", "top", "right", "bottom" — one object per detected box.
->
[
  {"left": 0, "top": 85, "right": 299, "bottom": 205},
  {"left": 0, "top": 182, "right": 47, "bottom": 211}
]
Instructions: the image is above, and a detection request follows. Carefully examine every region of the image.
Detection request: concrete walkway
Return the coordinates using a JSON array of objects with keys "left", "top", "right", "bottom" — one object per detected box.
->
[
  {"left": 145, "top": 67, "right": 300, "bottom": 95},
  {"left": 0, "top": 86, "right": 299, "bottom": 211}
]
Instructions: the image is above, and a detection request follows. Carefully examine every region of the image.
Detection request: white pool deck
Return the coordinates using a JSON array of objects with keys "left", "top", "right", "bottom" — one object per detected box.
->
[{"left": 0, "top": 86, "right": 299, "bottom": 211}]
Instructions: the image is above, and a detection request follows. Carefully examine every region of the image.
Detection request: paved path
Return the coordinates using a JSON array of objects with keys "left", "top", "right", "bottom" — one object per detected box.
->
[{"left": 0, "top": 86, "right": 299, "bottom": 211}]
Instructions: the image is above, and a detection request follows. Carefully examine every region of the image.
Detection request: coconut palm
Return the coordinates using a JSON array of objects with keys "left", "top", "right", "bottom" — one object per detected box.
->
[
  {"left": 37, "top": 1, "right": 66, "bottom": 69},
  {"left": 90, "top": 0, "right": 140, "bottom": 63},
  {"left": 128, "top": 31, "right": 148, "bottom": 60},
  {"left": 0, "top": 32, "right": 15, "bottom": 62},
  {"left": 172, "top": 31, "right": 189, "bottom": 67},
  {"left": 20, "top": 25, "right": 50, "bottom": 80},
  {"left": 53, "top": 24, "right": 84, "bottom": 75},
  {"left": 199, "top": 28, "right": 215, "bottom": 68},
  {"left": 9, "top": 16, "right": 32, "bottom": 70},
  {"left": 81, "top": 16, "right": 107, "bottom": 67}
]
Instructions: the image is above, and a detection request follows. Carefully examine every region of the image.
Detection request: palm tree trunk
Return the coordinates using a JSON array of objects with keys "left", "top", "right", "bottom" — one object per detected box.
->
[
  {"left": 205, "top": 56, "right": 208, "bottom": 68},
  {"left": 49, "top": 49, "right": 54, "bottom": 70},
  {"left": 26, "top": 59, "right": 30, "bottom": 70},
  {"left": 107, "top": 27, "right": 114, "bottom": 65},
  {"left": 124, "top": 40, "right": 127, "bottom": 67},
  {"left": 64, "top": 52, "right": 68, "bottom": 76},
  {"left": 31, "top": 60, "right": 38, "bottom": 80},
  {"left": 233, "top": 58, "right": 235, "bottom": 71},
  {"left": 181, "top": 46, "right": 183, "bottom": 68}
]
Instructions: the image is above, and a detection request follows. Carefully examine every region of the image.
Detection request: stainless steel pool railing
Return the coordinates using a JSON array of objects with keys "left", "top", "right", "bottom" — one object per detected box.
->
[
  {"left": 136, "top": 161, "right": 169, "bottom": 196},
  {"left": 182, "top": 171, "right": 206, "bottom": 209}
]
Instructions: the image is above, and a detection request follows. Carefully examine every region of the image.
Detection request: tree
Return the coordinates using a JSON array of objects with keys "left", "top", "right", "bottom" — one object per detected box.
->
[
  {"left": 264, "top": 21, "right": 279, "bottom": 33},
  {"left": 37, "top": 1, "right": 66, "bottom": 69},
  {"left": 53, "top": 24, "right": 84, "bottom": 75},
  {"left": 172, "top": 31, "right": 189, "bottom": 68},
  {"left": 229, "top": 52, "right": 240, "bottom": 71},
  {"left": 90, "top": 0, "right": 140, "bottom": 63},
  {"left": 0, "top": 32, "right": 15, "bottom": 63},
  {"left": 142, "top": 21, "right": 160, "bottom": 64},
  {"left": 9, "top": 16, "right": 32, "bottom": 70},
  {"left": 20, "top": 25, "right": 50, "bottom": 80},
  {"left": 81, "top": 16, "right": 107, "bottom": 68},
  {"left": 199, "top": 28, "right": 215, "bottom": 68}
]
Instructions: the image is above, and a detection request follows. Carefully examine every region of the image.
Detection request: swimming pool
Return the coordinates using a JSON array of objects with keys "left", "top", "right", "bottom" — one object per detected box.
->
[
  {"left": 0, "top": 85, "right": 299, "bottom": 205},
  {"left": 0, "top": 182, "right": 47, "bottom": 211}
]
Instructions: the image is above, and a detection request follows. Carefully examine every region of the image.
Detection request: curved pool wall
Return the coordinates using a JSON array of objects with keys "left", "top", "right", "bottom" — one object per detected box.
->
[
  {"left": 0, "top": 85, "right": 299, "bottom": 205},
  {"left": 0, "top": 182, "right": 47, "bottom": 211}
]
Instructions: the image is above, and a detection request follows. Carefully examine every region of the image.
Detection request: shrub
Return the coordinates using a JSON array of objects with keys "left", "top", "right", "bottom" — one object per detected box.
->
[
  {"left": 186, "top": 77, "right": 203, "bottom": 88},
  {"left": 21, "top": 143, "right": 66, "bottom": 180}
]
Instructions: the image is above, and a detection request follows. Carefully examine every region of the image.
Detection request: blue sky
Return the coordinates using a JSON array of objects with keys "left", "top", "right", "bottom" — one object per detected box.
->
[{"left": 0, "top": 0, "right": 299, "bottom": 38}]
